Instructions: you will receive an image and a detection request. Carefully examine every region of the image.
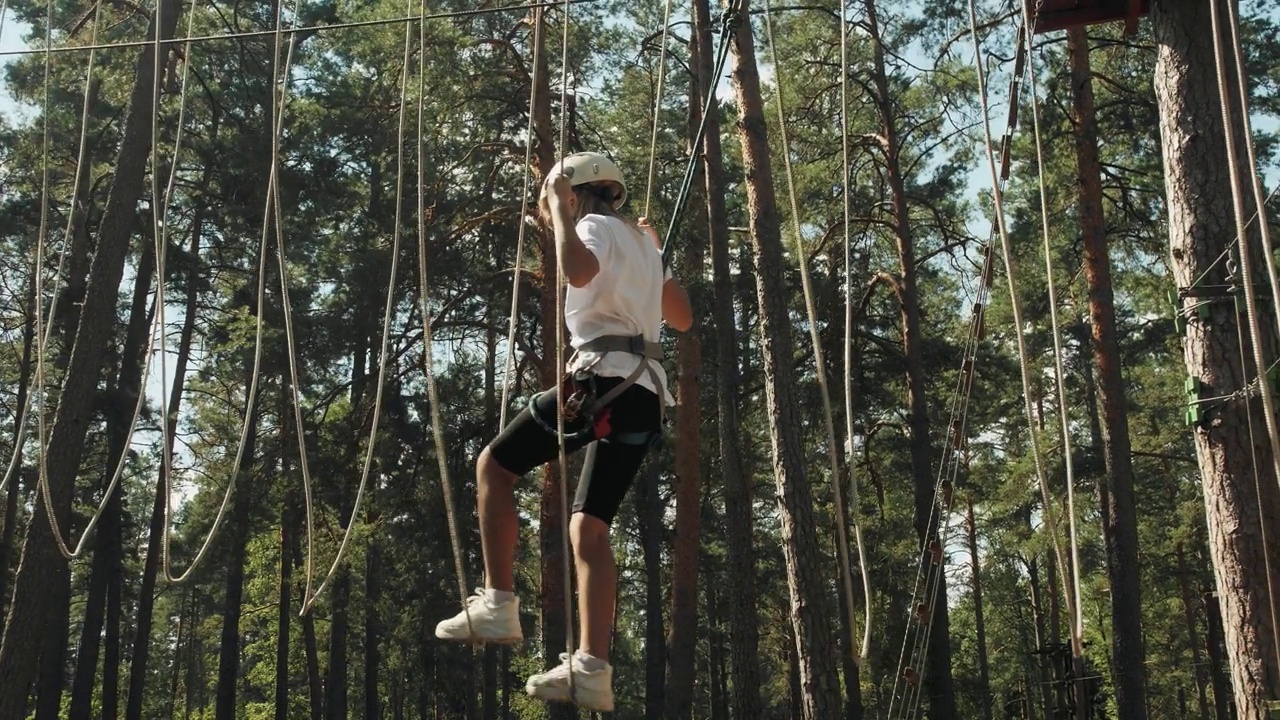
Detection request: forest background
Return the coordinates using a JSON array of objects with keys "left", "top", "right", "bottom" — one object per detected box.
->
[{"left": 1, "top": 0, "right": 1279, "bottom": 718}]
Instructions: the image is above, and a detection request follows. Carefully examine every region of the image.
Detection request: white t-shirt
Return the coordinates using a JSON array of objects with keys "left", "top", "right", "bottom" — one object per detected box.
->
[{"left": 564, "top": 213, "right": 674, "bottom": 406}]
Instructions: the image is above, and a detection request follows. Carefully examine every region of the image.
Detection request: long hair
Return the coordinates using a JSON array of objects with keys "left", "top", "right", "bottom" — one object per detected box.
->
[{"left": 538, "top": 181, "right": 632, "bottom": 229}]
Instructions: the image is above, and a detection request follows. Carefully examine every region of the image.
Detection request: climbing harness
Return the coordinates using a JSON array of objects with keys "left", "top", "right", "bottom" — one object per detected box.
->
[{"left": 530, "top": 333, "right": 666, "bottom": 447}]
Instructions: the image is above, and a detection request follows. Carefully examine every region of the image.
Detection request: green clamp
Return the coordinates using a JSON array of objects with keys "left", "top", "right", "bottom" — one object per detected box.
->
[
  {"left": 1184, "top": 376, "right": 1204, "bottom": 426},
  {"left": 1265, "top": 699, "right": 1280, "bottom": 719}
]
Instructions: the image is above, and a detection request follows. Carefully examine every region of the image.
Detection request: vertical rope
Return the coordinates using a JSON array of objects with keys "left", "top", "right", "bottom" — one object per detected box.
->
[
  {"left": 1208, "top": 0, "right": 1280, "bottom": 667},
  {"left": 553, "top": 0, "right": 577, "bottom": 696},
  {"left": 965, "top": 0, "right": 1079, "bottom": 663},
  {"left": 414, "top": 0, "right": 474, "bottom": 636},
  {"left": 760, "top": 0, "right": 862, "bottom": 679},
  {"left": 641, "top": 0, "right": 673, "bottom": 220},
  {"left": 837, "top": 0, "right": 872, "bottom": 664},
  {"left": 497, "top": 8, "right": 544, "bottom": 430},
  {"left": 164, "top": 0, "right": 293, "bottom": 582},
  {"left": 1017, "top": 5, "right": 1086, "bottom": 660}
]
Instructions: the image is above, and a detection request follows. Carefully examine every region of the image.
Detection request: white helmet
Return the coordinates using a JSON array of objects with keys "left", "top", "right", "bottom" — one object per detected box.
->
[{"left": 550, "top": 151, "right": 628, "bottom": 209}]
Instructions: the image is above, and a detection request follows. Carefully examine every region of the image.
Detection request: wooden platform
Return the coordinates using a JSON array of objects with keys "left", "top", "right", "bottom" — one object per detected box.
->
[{"left": 1026, "top": 0, "right": 1149, "bottom": 34}]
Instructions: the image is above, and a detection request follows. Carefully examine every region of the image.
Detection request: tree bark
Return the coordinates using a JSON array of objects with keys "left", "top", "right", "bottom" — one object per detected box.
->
[
  {"left": 728, "top": 3, "right": 841, "bottom": 716},
  {"left": 0, "top": 0, "right": 181, "bottom": 711},
  {"left": 1068, "top": 26, "right": 1149, "bottom": 720},
  {"left": 695, "top": 0, "right": 761, "bottom": 717},
  {"left": 1153, "top": 0, "right": 1280, "bottom": 715}
]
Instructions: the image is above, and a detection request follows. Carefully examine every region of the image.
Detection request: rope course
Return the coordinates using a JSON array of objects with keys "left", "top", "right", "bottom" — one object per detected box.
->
[
  {"left": 0, "top": 0, "right": 100, "bottom": 499},
  {"left": 965, "top": 0, "right": 1084, "bottom": 697},
  {"left": 887, "top": 6, "right": 1088, "bottom": 715},
  {"left": 1015, "top": 0, "right": 1090, "bottom": 705},
  {"left": 163, "top": 0, "right": 299, "bottom": 583},
  {"left": 0, "top": 0, "right": 603, "bottom": 57},
  {"left": 760, "top": 0, "right": 868, "bottom": 670},
  {"left": 1207, "top": 0, "right": 1280, "bottom": 668}
]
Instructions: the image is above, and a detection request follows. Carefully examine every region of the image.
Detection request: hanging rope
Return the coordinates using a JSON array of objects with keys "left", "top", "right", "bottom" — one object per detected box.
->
[
  {"left": 0, "top": 0, "right": 604, "bottom": 58},
  {"left": 300, "top": 0, "right": 420, "bottom": 613},
  {"left": 659, "top": 0, "right": 741, "bottom": 265},
  {"left": 966, "top": 0, "right": 1083, "bottom": 676},
  {"left": 497, "top": 5, "right": 546, "bottom": 429},
  {"left": 760, "top": 0, "right": 865, "bottom": 673},
  {"left": 1018, "top": 0, "right": 1088, "bottom": 663},
  {"left": 416, "top": 0, "right": 476, "bottom": 638},
  {"left": 837, "top": 0, "right": 873, "bottom": 664},
  {"left": 552, "top": 0, "right": 577, "bottom": 698},
  {"left": 36, "top": 0, "right": 201, "bottom": 560},
  {"left": 1, "top": 0, "right": 103, "bottom": 498},
  {"left": 640, "top": 0, "right": 673, "bottom": 220},
  {"left": 1209, "top": 0, "right": 1280, "bottom": 668},
  {"left": 163, "top": 0, "right": 295, "bottom": 582}
]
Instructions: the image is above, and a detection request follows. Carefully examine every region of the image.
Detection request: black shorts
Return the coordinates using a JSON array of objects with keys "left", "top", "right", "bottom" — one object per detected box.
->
[{"left": 487, "top": 374, "right": 662, "bottom": 525}]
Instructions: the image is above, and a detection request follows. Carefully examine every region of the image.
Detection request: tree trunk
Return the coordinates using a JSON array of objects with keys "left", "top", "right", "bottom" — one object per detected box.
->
[
  {"left": 167, "top": 591, "right": 186, "bottom": 720},
  {"left": 968, "top": 495, "right": 993, "bottom": 720},
  {"left": 292, "top": 527, "right": 325, "bottom": 720},
  {"left": 696, "top": 0, "right": 761, "bottom": 717},
  {"left": 1067, "top": 25, "right": 1149, "bottom": 720},
  {"left": 728, "top": 3, "right": 840, "bottom": 716},
  {"left": 0, "top": 271, "right": 36, "bottom": 635},
  {"left": 127, "top": 196, "right": 207, "bottom": 720},
  {"left": 665, "top": 25, "right": 706, "bottom": 720},
  {"left": 214, "top": 379, "right": 262, "bottom": 720},
  {"left": 326, "top": 570, "right": 350, "bottom": 720},
  {"left": 275, "top": 499, "right": 292, "bottom": 720},
  {"left": 33, "top": 577, "right": 70, "bottom": 720},
  {"left": 0, "top": 0, "right": 180, "bottom": 710},
  {"left": 1205, "top": 590, "right": 1237, "bottom": 719},
  {"left": 1028, "top": 554, "right": 1053, "bottom": 720},
  {"left": 636, "top": 463, "right": 666, "bottom": 718},
  {"left": 366, "top": 535, "right": 382, "bottom": 720},
  {"left": 1153, "top": 0, "right": 1280, "bottom": 715},
  {"left": 861, "top": 0, "right": 955, "bottom": 713},
  {"left": 1177, "top": 542, "right": 1213, "bottom": 720},
  {"left": 68, "top": 236, "right": 155, "bottom": 720}
]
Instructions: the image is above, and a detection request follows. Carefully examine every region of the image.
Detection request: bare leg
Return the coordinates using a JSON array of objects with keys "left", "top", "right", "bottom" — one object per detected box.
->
[
  {"left": 570, "top": 512, "right": 615, "bottom": 661},
  {"left": 478, "top": 447, "right": 519, "bottom": 593}
]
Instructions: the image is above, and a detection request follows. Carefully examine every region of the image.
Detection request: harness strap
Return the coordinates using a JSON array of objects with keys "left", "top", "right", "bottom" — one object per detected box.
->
[{"left": 576, "top": 334, "right": 665, "bottom": 426}]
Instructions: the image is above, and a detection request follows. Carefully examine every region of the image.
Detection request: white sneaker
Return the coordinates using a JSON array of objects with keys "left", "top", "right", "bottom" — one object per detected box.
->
[
  {"left": 525, "top": 652, "right": 614, "bottom": 711},
  {"left": 434, "top": 589, "right": 522, "bottom": 644}
]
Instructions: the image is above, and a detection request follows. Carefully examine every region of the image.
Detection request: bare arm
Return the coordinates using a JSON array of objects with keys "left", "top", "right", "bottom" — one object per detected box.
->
[
  {"left": 546, "top": 175, "right": 600, "bottom": 287},
  {"left": 662, "top": 278, "right": 693, "bottom": 332},
  {"left": 639, "top": 217, "right": 694, "bottom": 332}
]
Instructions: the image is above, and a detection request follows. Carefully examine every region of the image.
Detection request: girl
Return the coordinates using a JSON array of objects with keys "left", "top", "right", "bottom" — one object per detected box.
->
[{"left": 434, "top": 152, "right": 693, "bottom": 711}]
